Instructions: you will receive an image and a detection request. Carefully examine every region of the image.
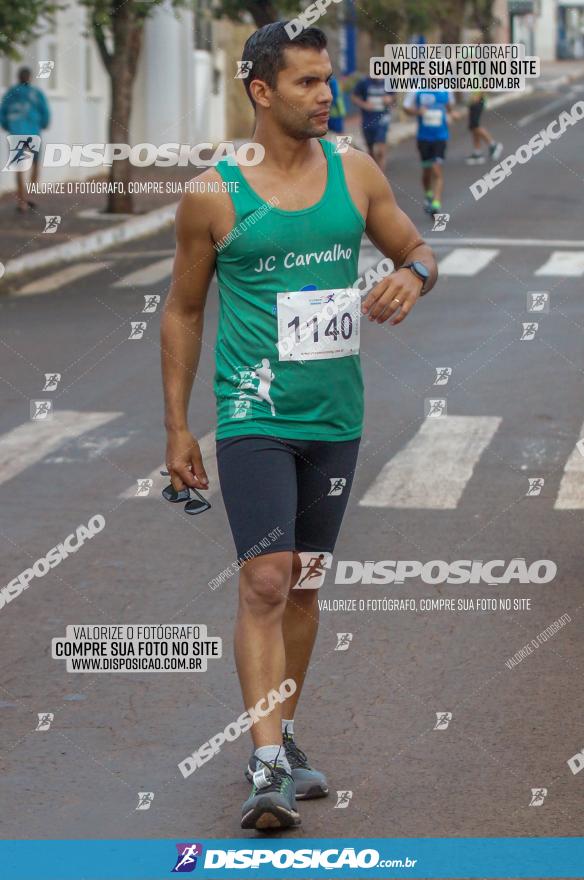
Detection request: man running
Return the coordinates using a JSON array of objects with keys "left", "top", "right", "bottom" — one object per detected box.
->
[
  {"left": 161, "top": 22, "right": 437, "bottom": 831},
  {"left": 352, "top": 74, "right": 395, "bottom": 168},
  {"left": 465, "top": 90, "right": 503, "bottom": 164},
  {"left": 403, "top": 89, "right": 459, "bottom": 217}
]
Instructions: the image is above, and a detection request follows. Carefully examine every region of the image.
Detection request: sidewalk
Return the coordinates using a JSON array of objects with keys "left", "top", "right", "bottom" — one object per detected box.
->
[
  {"left": 0, "top": 164, "right": 197, "bottom": 277},
  {"left": 0, "top": 59, "right": 582, "bottom": 282}
]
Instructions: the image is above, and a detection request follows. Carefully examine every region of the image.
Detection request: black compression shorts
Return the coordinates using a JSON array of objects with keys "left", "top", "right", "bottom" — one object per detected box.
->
[
  {"left": 216, "top": 435, "right": 360, "bottom": 561},
  {"left": 417, "top": 139, "right": 447, "bottom": 166},
  {"left": 469, "top": 99, "right": 485, "bottom": 130}
]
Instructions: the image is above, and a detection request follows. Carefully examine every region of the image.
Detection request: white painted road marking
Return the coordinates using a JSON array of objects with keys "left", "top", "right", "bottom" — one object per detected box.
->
[
  {"left": 359, "top": 416, "right": 502, "bottom": 509},
  {"left": 535, "top": 251, "right": 584, "bottom": 277},
  {"left": 438, "top": 249, "right": 499, "bottom": 276},
  {"left": 0, "top": 410, "right": 122, "bottom": 486},
  {"left": 517, "top": 90, "right": 580, "bottom": 128},
  {"left": 554, "top": 432, "right": 584, "bottom": 509},
  {"left": 113, "top": 257, "right": 173, "bottom": 287},
  {"left": 358, "top": 243, "right": 388, "bottom": 277},
  {"left": 14, "top": 262, "right": 111, "bottom": 296},
  {"left": 426, "top": 237, "right": 584, "bottom": 249},
  {"left": 104, "top": 249, "right": 175, "bottom": 259},
  {"left": 119, "top": 429, "right": 218, "bottom": 499}
]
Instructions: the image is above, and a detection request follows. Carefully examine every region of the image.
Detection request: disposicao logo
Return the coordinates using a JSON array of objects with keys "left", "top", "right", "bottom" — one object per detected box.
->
[{"left": 172, "top": 843, "right": 203, "bottom": 872}]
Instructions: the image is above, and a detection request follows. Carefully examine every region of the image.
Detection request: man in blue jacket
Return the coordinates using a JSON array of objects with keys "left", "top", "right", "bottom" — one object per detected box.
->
[{"left": 1, "top": 67, "right": 51, "bottom": 213}]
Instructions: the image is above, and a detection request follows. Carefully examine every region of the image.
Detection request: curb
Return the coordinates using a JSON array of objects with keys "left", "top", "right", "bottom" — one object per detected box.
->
[{"left": 2, "top": 201, "right": 177, "bottom": 280}]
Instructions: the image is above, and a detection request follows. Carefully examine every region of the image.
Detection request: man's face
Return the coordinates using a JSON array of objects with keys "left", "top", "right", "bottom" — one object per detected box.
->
[{"left": 267, "top": 47, "right": 333, "bottom": 139}]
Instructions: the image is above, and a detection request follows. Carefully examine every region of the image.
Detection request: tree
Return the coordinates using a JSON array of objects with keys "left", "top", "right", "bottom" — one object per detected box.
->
[
  {"left": 353, "top": 0, "right": 407, "bottom": 52},
  {"left": 81, "top": 0, "right": 187, "bottom": 214},
  {"left": 211, "top": 0, "right": 294, "bottom": 28},
  {"left": 0, "top": 0, "right": 62, "bottom": 60},
  {"left": 434, "top": 0, "right": 467, "bottom": 43},
  {"left": 469, "top": 0, "right": 499, "bottom": 41}
]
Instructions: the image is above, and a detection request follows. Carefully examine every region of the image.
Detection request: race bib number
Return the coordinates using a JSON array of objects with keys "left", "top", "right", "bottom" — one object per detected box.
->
[
  {"left": 276, "top": 288, "right": 361, "bottom": 361},
  {"left": 369, "top": 94, "right": 385, "bottom": 111},
  {"left": 422, "top": 108, "right": 443, "bottom": 127}
]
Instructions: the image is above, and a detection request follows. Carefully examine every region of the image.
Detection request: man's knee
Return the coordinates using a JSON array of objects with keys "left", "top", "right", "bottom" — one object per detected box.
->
[
  {"left": 239, "top": 556, "right": 290, "bottom": 612},
  {"left": 291, "top": 551, "right": 332, "bottom": 590}
]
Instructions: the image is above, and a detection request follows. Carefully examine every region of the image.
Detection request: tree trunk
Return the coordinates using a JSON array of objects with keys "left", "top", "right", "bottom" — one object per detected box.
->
[
  {"left": 106, "top": 1, "right": 143, "bottom": 213},
  {"left": 108, "top": 70, "right": 134, "bottom": 214},
  {"left": 245, "top": 0, "right": 279, "bottom": 27},
  {"left": 439, "top": 0, "right": 466, "bottom": 43},
  {"left": 440, "top": 18, "right": 462, "bottom": 44}
]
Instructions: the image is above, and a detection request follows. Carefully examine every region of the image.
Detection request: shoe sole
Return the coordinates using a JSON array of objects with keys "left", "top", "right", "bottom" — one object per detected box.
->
[
  {"left": 241, "top": 800, "right": 301, "bottom": 830},
  {"left": 245, "top": 768, "right": 329, "bottom": 801},
  {"left": 295, "top": 783, "right": 329, "bottom": 800}
]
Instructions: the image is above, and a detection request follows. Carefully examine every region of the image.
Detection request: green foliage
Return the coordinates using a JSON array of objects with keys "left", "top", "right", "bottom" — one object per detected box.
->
[
  {"left": 210, "top": 0, "right": 293, "bottom": 26},
  {"left": 0, "top": 0, "right": 62, "bottom": 59}
]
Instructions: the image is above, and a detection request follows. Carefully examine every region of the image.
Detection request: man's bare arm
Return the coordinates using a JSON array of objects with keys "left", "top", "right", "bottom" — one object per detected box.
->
[
  {"left": 160, "top": 184, "right": 217, "bottom": 491},
  {"left": 354, "top": 151, "right": 438, "bottom": 325}
]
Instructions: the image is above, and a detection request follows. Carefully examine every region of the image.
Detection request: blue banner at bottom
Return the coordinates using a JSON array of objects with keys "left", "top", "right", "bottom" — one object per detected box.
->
[{"left": 1, "top": 838, "right": 583, "bottom": 879}]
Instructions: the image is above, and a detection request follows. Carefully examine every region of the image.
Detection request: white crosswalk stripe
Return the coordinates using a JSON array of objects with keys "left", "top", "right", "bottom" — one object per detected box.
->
[
  {"left": 359, "top": 415, "right": 502, "bottom": 509},
  {"left": 554, "top": 433, "right": 584, "bottom": 509},
  {"left": 534, "top": 251, "right": 584, "bottom": 277},
  {"left": 438, "top": 248, "right": 499, "bottom": 276},
  {"left": 2, "top": 408, "right": 582, "bottom": 511},
  {"left": 0, "top": 410, "right": 122, "bottom": 486},
  {"left": 112, "top": 257, "right": 173, "bottom": 288},
  {"left": 14, "top": 262, "right": 111, "bottom": 296},
  {"left": 119, "top": 429, "right": 218, "bottom": 499},
  {"left": 357, "top": 243, "right": 387, "bottom": 278}
]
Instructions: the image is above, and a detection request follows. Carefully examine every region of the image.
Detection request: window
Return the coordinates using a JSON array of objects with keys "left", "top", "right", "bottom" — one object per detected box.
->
[{"left": 44, "top": 39, "right": 59, "bottom": 92}]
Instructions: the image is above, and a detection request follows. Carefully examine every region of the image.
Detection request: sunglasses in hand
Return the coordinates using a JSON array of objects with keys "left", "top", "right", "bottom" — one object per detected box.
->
[{"left": 160, "top": 470, "right": 211, "bottom": 516}]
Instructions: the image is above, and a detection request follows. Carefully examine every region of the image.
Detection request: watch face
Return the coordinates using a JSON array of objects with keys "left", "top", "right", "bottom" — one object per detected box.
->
[{"left": 412, "top": 260, "right": 429, "bottom": 279}]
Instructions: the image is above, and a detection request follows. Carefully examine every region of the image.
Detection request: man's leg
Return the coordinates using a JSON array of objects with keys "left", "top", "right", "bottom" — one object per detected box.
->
[
  {"left": 216, "top": 435, "right": 302, "bottom": 828},
  {"left": 235, "top": 550, "right": 293, "bottom": 747},
  {"left": 15, "top": 172, "right": 27, "bottom": 211},
  {"left": 431, "top": 161, "right": 444, "bottom": 204},
  {"left": 281, "top": 553, "right": 319, "bottom": 721},
  {"left": 372, "top": 140, "right": 387, "bottom": 171},
  {"left": 236, "top": 550, "right": 302, "bottom": 829},
  {"left": 29, "top": 157, "right": 40, "bottom": 199},
  {"left": 422, "top": 165, "right": 433, "bottom": 195}
]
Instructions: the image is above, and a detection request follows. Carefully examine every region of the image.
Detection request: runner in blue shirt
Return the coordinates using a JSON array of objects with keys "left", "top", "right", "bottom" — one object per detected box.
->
[
  {"left": 327, "top": 74, "right": 346, "bottom": 134},
  {"left": 403, "top": 89, "right": 459, "bottom": 216},
  {"left": 352, "top": 76, "right": 395, "bottom": 169}
]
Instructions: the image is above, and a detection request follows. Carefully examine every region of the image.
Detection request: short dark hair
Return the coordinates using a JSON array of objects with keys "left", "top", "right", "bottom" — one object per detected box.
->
[
  {"left": 18, "top": 66, "right": 31, "bottom": 84},
  {"left": 241, "top": 21, "right": 328, "bottom": 106}
]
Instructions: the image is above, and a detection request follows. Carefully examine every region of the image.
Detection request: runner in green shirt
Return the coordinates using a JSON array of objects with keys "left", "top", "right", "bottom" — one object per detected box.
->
[{"left": 161, "top": 21, "right": 437, "bottom": 831}]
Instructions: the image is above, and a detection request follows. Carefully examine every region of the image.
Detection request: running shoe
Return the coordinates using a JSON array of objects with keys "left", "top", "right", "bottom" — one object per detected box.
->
[
  {"left": 241, "top": 760, "right": 300, "bottom": 830},
  {"left": 424, "top": 192, "right": 433, "bottom": 214},
  {"left": 489, "top": 142, "right": 503, "bottom": 161},
  {"left": 465, "top": 152, "right": 485, "bottom": 164},
  {"left": 283, "top": 730, "right": 329, "bottom": 799},
  {"left": 246, "top": 735, "right": 329, "bottom": 800},
  {"left": 430, "top": 199, "right": 442, "bottom": 217}
]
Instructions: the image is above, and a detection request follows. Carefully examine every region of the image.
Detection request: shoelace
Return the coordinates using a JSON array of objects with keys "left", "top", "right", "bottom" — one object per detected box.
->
[
  {"left": 283, "top": 736, "right": 310, "bottom": 770},
  {"left": 253, "top": 750, "right": 291, "bottom": 793}
]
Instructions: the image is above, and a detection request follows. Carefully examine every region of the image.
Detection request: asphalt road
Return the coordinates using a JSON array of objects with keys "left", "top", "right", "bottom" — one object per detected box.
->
[{"left": 1, "top": 78, "right": 583, "bottom": 866}]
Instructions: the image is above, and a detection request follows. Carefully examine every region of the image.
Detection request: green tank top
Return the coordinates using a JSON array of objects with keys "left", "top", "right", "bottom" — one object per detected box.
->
[{"left": 214, "top": 138, "right": 365, "bottom": 441}]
